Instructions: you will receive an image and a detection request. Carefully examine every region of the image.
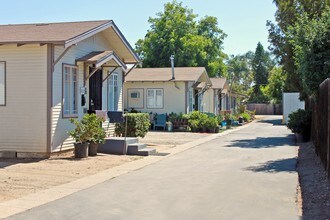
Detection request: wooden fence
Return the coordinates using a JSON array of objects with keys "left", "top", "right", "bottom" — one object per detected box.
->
[
  {"left": 311, "top": 78, "right": 330, "bottom": 178},
  {"left": 246, "top": 104, "right": 282, "bottom": 115}
]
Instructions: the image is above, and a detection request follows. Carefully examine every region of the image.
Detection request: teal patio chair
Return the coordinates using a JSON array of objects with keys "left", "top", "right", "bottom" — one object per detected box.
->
[{"left": 153, "top": 114, "right": 167, "bottom": 130}]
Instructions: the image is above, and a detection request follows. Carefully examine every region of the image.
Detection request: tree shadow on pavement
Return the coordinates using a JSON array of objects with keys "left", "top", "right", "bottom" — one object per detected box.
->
[
  {"left": 258, "top": 118, "right": 283, "bottom": 126},
  {"left": 228, "top": 135, "right": 295, "bottom": 149},
  {"left": 244, "top": 158, "right": 297, "bottom": 173}
]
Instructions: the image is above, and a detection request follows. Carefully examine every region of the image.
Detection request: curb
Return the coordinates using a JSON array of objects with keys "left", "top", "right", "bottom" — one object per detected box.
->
[{"left": 0, "top": 121, "right": 256, "bottom": 219}]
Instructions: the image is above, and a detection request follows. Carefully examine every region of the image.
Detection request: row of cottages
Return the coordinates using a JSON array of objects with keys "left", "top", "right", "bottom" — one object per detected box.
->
[
  {"left": 0, "top": 20, "right": 140, "bottom": 158},
  {"left": 124, "top": 67, "right": 237, "bottom": 115}
]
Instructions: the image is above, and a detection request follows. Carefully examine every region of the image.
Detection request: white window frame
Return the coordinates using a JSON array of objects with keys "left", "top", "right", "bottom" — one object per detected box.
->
[
  {"left": 107, "top": 72, "right": 119, "bottom": 111},
  {"left": 188, "top": 87, "right": 194, "bottom": 113},
  {"left": 62, "top": 64, "right": 78, "bottom": 118},
  {"left": 0, "top": 61, "right": 6, "bottom": 106},
  {"left": 147, "top": 88, "right": 163, "bottom": 109}
]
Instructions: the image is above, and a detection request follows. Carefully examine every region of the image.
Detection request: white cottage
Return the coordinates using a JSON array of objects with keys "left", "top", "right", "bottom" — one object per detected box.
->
[
  {"left": 124, "top": 67, "right": 212, "bottom": 114},
  {"left": 0, "top": 20, "right": 140, "bottom": 158}
]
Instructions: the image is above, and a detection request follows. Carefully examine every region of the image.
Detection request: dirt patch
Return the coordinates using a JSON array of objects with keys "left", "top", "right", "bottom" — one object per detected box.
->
[
  {"left": 0, "top": 131, "right": 212, "bottom": 203},
  {"left": 0, "top": 150, "right": 141, "bottom": 203},
  {"left": 297, "top": 142, "right": 330, "bottom": 219}
]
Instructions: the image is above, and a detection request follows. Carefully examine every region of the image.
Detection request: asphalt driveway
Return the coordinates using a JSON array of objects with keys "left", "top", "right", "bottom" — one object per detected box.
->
[{"left": 6, "top": 116, "right": 299, "bottom": 220}]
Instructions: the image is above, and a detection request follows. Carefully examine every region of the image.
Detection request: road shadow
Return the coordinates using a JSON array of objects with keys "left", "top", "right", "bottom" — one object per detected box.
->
[
  {"left": 258, "top": 118, "right": 283, "bottom": 126},
  {"left": 229, "top": 135, "right": 295, "bottom": 149},
  {"left": 245, "top": 158, "right": 297, "bottom": 173}
]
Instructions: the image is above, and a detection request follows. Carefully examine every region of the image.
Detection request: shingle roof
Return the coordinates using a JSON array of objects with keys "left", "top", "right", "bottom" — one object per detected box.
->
[
  {"left": 210, "top": 77, "right": 227, "bottom": 89},
  {"left": 126, "top": 67, "right": 207, "bottom": 82},
  {"left": 0, "top": 20, "right": 110, "bottom": 44}
]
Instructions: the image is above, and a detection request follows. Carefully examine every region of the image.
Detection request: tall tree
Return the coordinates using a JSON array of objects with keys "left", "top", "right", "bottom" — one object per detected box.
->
[
  {"left": 135, "top": 1, "right": 227, "bottom": 77},
  {"left": 249, "top": 43, "right": 274, "bottom": 103},
  {"left": 252, "top": 42, "right": 273, "bottom": 86},
  {"left": 267, "top": 0, "right": 329, "bottom": 92},
  {"left": 288, "top": 6, "right": 330, "bottom": 98},
  {"left": 226, "top": 52, "right": 253, "bottom": 96},
  {"left": 264, "top": 67, "right": 287, "bottom": 104}
]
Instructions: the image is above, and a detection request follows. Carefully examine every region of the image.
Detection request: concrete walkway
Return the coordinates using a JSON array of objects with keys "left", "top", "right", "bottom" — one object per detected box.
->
[{"left": 5, "top": 116, "right": 300, "bottom": 220}]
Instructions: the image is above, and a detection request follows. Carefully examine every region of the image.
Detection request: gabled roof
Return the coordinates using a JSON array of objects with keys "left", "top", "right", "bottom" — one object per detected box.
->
[
  {"left": 0, "top": 20, "right": 140, "bottom": 63},
  {"left": 210, "top": 77, "right": 227, "bottom": 89},
  {"left": 126, "top": 67, "right": 211, "bottom": 83},
  {"left": 76, "top": 51, "right": 126, "bottom": 69}
]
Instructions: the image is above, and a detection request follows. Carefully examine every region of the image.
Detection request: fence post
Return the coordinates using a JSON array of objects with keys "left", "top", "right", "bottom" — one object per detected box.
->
[{"left": 327, "top": 79, "right": 330, "bottom": 178}]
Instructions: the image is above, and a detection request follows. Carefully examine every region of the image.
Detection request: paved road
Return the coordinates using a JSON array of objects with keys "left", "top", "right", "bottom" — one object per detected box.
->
[{"left": 7, "top": 116, "right": 300, "bottom": 220}]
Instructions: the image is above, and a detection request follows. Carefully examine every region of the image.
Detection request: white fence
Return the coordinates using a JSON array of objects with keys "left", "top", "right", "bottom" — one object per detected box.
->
[{"left": 282, "top": 92, "right": 305, "bottom": 124}]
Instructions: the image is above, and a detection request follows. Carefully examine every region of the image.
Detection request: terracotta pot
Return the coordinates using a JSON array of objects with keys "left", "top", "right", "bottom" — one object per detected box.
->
[{"left": 74, "top": 143, "right": 89, "bottom": 158}]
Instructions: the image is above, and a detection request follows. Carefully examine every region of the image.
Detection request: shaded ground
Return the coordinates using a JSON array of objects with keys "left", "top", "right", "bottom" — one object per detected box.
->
[{"left": 297, "top": 142, "right": 330, "bottom": 219}]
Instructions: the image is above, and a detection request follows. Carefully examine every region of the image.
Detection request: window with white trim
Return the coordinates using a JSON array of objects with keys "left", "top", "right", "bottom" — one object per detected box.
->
[
  {"left": 0, "top": 62, "right": 5, "bottom": 106},
  {"left": 63, "top": 64, "right": 78, "bottom": 117},
  {"left": 147, "top": 89, "right": 163, "bottom": 108},
  {"left": 188, "top": 87, "right": 193, "bottom": 113},
  {"left": 108, "top": 73, "right": 119, "bottom": 111}
]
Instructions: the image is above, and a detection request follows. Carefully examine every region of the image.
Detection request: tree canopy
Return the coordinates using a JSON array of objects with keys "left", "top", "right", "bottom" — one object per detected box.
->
[
  {"left": 225, "top": 52, "right": 254, "bottom": 96},
  {"left": 288, "top": 6, "right": 330, "bottom": 98},
  {"left": 267, "top": 0, "right": 330, "bottom": 94},
  {"left": 135, "top": 1, "right": 227, "bottom": 77}
]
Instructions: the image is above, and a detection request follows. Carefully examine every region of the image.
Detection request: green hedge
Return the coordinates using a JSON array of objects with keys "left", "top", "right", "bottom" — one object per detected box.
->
[
  {"left": 115, "top": 113, "right": 150, "bottom": 138},
  {"left": 287, "top": 109, "right": 311, "bottom": 141}
]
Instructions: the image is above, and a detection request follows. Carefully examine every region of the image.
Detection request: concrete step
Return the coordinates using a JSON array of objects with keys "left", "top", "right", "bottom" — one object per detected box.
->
[
  {"left": 99, "top": 137, "right": 139, "bottom": 155},
  {"left": 127, "top": 143, "right": 147, "bottom": 155},
  {"left": 104, "top": 137, "right": 139, "bottom": 145},
  {"left": 128, "top": 147, "right": 157, "bottom": 156}
]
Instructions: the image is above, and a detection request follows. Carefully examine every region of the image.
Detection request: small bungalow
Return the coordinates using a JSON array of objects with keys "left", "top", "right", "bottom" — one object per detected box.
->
[
  {"left": 0, "top": 20, "right": 140, "bottom": 158},
  {"left": 124, "top": 67, "right": 212, "bottom": 114},
  {"left": 188, "top": 77, "right": 240, "bottom": 115}
]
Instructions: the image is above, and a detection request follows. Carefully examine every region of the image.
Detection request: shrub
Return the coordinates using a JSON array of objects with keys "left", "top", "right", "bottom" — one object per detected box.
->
[
  {"left": 188, "top": 111, "right": 208, "bottom": 130},
  {"left": 115, "top": 113, "right": 150, "bottom": 138},
  {"left": 240, "top": 112, "right": 251, "bottom": 122},
  {"left": 188, "top": 119, "right": 199, "bottom": 132},
  {"left": 68, "top": 113, "right": 106, "bottom": 144},
  {"left": 217, "top": 114, "right": 224, "bottom": 124},
  {"left": 287, "top": 109, "right": 312, "bottom": 141},
  {"left": 246, "top": 110, "right": 255, "bottom": 120},
  {"left": 206, "top": 117, "right": 219, "bottom": 129}
]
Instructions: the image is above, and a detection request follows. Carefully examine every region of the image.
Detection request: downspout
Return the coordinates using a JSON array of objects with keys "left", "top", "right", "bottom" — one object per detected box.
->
[
  {"left": 170, "top": 55, "right": 175, "bottom": 80},
  {"left": 46, "top": 44, "right": 53, "bottom": 155}
]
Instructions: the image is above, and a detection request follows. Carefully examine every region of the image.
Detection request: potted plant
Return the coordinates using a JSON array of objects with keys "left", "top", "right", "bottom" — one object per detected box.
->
[
  {"left": 88, "top": 114, "right": 106, "bottom": 156},
  {"left": 166, "top": 121, "right": 173, "bottom": 132},
  {"left": 225, "top": 114, "right": 232, "bottom": 129},
  {"left": 206, "top": 117, "right": 219, "bottom": 133},
  {"left": 68, "top": 114, "right": 93, "bottom": 158}
]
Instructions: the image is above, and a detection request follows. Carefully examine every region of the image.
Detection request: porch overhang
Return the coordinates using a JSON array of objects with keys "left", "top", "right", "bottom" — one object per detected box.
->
[{"left": 76, "top": 51, "right": 127, "bottom": 70}]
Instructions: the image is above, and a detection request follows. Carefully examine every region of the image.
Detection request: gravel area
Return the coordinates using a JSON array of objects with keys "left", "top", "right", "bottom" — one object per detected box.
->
[{"left": 297, "top": 142, "right": 330, "bottom": 219}]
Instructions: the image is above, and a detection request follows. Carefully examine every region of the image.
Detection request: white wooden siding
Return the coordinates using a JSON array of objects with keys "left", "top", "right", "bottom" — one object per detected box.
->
[
  {"left": 124, "top": 81, "right": 186, "bottom": 114},
  {"left": 0, "top": 44, "right": 48, "bottom": 153},
  {"left": 51, "top": 32, "right": 121, "bottom": 152}
]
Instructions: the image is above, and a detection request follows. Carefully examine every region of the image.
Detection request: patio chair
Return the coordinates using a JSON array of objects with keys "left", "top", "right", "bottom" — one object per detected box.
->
[{"left": 153, "top": 114, "right": 167, "bottom": 130}]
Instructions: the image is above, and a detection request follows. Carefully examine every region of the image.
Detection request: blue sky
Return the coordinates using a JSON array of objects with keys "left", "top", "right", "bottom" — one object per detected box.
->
[{"left": 0, "top": 0, "right": 276, "bottom": 55}]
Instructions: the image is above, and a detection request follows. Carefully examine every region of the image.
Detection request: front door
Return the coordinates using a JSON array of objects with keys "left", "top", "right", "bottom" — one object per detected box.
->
[{"left": 89, "top": 68, "right": 103, "bottom": 111}]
